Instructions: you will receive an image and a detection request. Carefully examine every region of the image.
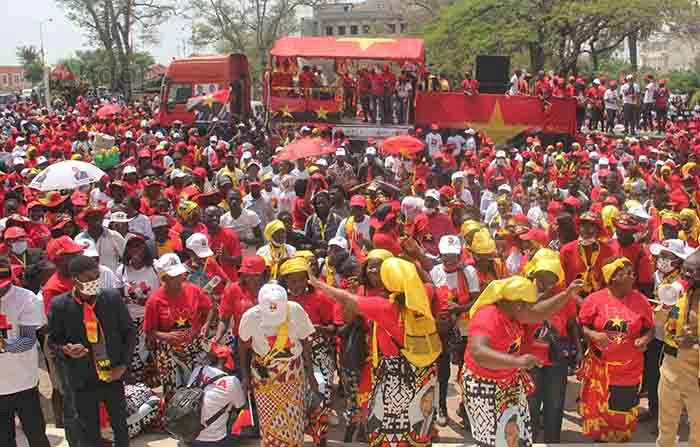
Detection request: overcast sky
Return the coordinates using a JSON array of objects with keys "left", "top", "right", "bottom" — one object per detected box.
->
[{"left": 0, "top": 0, "right": 194, "bottom": 66}]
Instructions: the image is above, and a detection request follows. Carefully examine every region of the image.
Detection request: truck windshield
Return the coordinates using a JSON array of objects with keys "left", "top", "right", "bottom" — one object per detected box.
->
[{"left": 166, "top": 83, "right": 193, "bottom": 109}]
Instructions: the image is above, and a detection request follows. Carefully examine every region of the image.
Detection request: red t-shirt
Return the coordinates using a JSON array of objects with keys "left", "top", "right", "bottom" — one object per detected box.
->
[
  {"left": 219, "top": 281, "right": 256, "bottom": 337},
  {"left": 413, "top": 212, "right": 457, "bottom": 257},
  {"left": 358, "top": 295, "right": 404, "bottom": 357},
  {"left": 579, "top": 288, "right": 654, "bottom": 386},
  {"left": 609, "top": 241, "right": 654, "bottom": 286},
  {"left": 522, "top": 296, "right": 578, "bottom": 366},
  {"left": 208, "top": 228, "right": 242, "bottom": 282},
  {"left": 42, "top": 272, "right": 74, "bottom": 315},
  {"left": 372, "top": 230, "right": 402, "bottom": 256},
  {"left": 291, "top": 290, "right": 343, "bottom": 326},
  {"left": 464, "top": 304, "right": 523, "bottom": 380},
  {"left": 292, "top": 197, "right": 311, "bottom": 230},
  {"left": 143, "top": 282, "right": 212, "bottom": 333}
]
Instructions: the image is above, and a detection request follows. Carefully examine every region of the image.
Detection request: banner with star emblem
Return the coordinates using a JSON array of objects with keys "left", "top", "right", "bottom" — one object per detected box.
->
[
  {"left": 186, "top": 88, "right": 231, "bottom": 122},
  {"left": 270, "top": 37, "right": 424, "bottom": 62},
  {"left": 414, "top": 93, "right": 577, "bottom": 144}
]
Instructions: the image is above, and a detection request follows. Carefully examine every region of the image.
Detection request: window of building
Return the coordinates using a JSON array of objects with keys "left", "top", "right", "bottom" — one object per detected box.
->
[
  {"left": 326, "top": 26, "right": 334, "bottom": 36},
  {"left": 400, "top": 23, "right": 407, "bottom": 33},
  {"left": 13, "top": 74, "right": 20, "bottom": 85},
  {"left": 363, "top": 25, "right": 370, "bottom": 34},
  {"left": 1, "top": 74, "right": 7, "bottom": 85},
  {"left": 387, "top": 23, "right": 396, "bottom": 33},
  {"left": 338, "top": 25, "right": 346, "bottom": 35},
  {"left": 350, "top": 25, "right": 358, "bottom": 35}
]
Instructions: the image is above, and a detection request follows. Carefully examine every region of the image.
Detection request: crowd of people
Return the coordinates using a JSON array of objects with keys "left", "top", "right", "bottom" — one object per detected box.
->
[{"left": 0, "top": 78, "right": 699, "bottom": 447}]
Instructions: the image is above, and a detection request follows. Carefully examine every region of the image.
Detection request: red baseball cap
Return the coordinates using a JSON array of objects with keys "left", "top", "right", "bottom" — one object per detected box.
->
[
  {"left": 193, "top": 167, "right": 207, "bottom": 178},
  {"left": 350, "top": 195, "right": 366, "bottom": 208},
  {"left": 238, "top": 256, "right": 267, "bottom": 275},
  {"left": 47, "top": 236, "right": 84, "bottom": 262}
]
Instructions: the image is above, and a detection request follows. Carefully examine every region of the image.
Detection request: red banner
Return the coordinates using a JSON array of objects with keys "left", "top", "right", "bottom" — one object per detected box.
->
[{"left": 415, "top": 93, "right": 577, "bottom": 144}]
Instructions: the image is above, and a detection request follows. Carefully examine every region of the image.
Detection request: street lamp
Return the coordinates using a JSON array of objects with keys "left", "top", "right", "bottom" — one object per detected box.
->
[{"left": 39, "top": 18, "right": 53, "bottom": 111}]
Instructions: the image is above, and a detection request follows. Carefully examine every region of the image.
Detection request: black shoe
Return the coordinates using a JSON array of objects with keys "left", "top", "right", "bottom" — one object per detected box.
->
[
  {"left": 343, "top": 424, "right": 356, "bottom": 443},
  {"left": 317, "top": 439, "right": 327, "bottom": 447}
]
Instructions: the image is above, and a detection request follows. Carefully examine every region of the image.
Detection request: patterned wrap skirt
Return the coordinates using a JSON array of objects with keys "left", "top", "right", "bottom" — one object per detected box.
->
[
  {"left": 153, "top": 335, "right": 207, "bottom": 401},
  {"left": 366, "top": 355, "right": 438, "bottom": 447},
  {"left": 577, "top": 353, "right": 639, "bottom": 442},
  {"left": 252, "top": 354, "right": 306, "bottom": 447},
  {"left": 306, "top": 332, "right": 335, "bottom": 442},
  {"left": 126, "top": 317, "right": 157, "bottom": 386},
  {"left": 462, "top": 368, "right": 533, "bottom": 447}
]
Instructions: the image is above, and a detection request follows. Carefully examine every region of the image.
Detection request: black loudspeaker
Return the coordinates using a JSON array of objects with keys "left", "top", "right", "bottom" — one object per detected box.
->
[{"left": 476, "top": 55, "right": 510, "bottom": 94}]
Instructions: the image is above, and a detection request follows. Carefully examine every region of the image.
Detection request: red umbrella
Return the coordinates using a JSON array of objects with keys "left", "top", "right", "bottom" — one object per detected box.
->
[
  {"left": 96, "top": 104, "right": 123, "bottom": 118},
  {"left": 381, "top": 135, "right": 425, "bottom": 156},
  {"left": 277, "top": 138, "right": 336, "bottom": 161}
]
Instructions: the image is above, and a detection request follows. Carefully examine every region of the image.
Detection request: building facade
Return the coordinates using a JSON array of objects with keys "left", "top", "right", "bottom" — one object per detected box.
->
[
  {"left": 0, "top": 66, "right": 30, "bottom": 92},
  {"left": 301, "top": 0, "right": 414, "bottom": 38}
]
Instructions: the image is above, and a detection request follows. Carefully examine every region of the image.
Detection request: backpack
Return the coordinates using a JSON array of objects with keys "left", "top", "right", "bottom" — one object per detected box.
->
[
  {"left": 163, "top": 370, "right": 230, "bottom": 443},
  {"left": 342, "top": 317, "right": 368, "bottom": 371}
]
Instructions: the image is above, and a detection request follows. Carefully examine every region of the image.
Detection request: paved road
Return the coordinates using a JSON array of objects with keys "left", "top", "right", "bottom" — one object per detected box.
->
[{"left": 18, "top": 364, "right": 689, "bottom": 446}]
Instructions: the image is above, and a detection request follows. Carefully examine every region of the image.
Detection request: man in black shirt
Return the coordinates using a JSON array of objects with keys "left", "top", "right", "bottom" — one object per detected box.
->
[{"left": 49, "top": 255, "right": 136, "bottom": 447}]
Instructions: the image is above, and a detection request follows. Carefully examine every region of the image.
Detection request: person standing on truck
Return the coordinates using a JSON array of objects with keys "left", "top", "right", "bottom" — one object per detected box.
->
[
  {"left": 370, "top": 67, "right": 384, "bottom": 124},
  {"left": 358, "top": 68, "right": 373, "bottom": 123},
  {"left": 299, "top": 65, "right": 315, "bottom": 98},
  {"left": 381, "top": 64, "right": 396, "bottom": 125},
  {"left": 342, "top": 71, "right": 356, "bottom": 118}
]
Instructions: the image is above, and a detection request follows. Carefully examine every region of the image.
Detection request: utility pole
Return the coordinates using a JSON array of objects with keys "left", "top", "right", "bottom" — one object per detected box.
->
[{"left": 40, "top": 19, "right": 53, "bottom": 111}]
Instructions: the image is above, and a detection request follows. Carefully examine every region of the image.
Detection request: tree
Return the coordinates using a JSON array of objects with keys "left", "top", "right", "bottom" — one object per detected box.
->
[
  {"left": 190, "top": 0, "right": 323, "bottom": 83},
  {"left": 56, "top": 0, "right": 175, "bottom": 99},
  {"left": 16, "top": 46, "right": 44, "bottom": 85},
  {"left": 60, "top": 49, "right": 156, "bottom": 90}
]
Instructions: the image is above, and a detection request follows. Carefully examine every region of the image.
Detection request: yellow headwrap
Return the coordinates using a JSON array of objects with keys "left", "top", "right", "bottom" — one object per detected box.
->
[
  {"left": 522, "top": 248, "right": 565, "bottom": 283},
  {"left": 623, "top": 199, "right": 641, "bottom": 211},
  {"left": 601, "top": 257, "right": 631, "bottom": 285},
  {"left": 279, "top": 257, "right": 309, "bottom": 277},
  {"left": 460, "top": 220, "right": 482, "bottom": 237},
  {"left": 682, "top": 162, "right": 697, "bottom": 178},
  {"left": 380, "top": 258, "right": 433, "bottom": 319},
  {"left": 469, "top": 276, "right": 537, "bottom": 318},
  {"left": 264, "top": 219, "right": 286, "bottom": 242},
  {"left": 470, "top": 229, "right": 496, "bottom": 255},
  {"left": 379, "top": 257, "right": 441, "bottom": 368},
  {"left": 263, "top": 172, "right": 274, "bottom": 182},
  {"left": 367, "top": 249, "right": 393, "bottom": 261},
  {"left": 601, "top": 204, "right": 620, "bottom": 234},
  {"left": 679, "top": 208, "right": 700, "bottom": 243},
  {"left": 177, "top": 200, "right": 199, "bottom": 219},
  {"left": 295, "top": 250, "right": 315, "bottom": 260}
]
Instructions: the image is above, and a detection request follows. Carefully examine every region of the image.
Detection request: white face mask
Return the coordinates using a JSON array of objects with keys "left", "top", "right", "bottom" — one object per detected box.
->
[
  {"left": 77, "top": 279, "right": 100, "bottom": 296},
  {"left": 423, "top": 206, "right": 437, "bottom": 216},
  {"left": 10, "top": 241, "right": 27, "bottom": 255},
  {"left": 656, "top": 258, "right": 676, "bottom": 274}
]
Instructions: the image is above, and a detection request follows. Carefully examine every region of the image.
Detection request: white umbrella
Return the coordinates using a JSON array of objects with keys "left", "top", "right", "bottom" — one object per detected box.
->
[{"left": 29, "top": 160, "right": 107, "bottom": 192}]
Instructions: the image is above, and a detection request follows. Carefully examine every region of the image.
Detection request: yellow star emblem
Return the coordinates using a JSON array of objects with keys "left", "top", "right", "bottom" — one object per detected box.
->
[
  {"left": 315, "top": 106, "right": 329, "bottom": 120},
  {"left": 278, "top": 104, "right": 294, "bottom": 119},
  {"left": 610, "top": 316, "right": 625, "bottom": 329},
  {"left": 466, "top": 101, "right": 530, "bottom": 146},
  {"left": 202, "top": 94, "right": 215, "bottom": 108},
  {"left": 336, "top": 37, "right": 396, "bottom": 51},
  {"left": 424, "top": 232, "right": 433, "bottom": 241},
  {"left": 175, "top": 316, "right": 188, "bottom": 328},
  {"left": 513, "top": 335, "right": 522, "bottom": 348}
]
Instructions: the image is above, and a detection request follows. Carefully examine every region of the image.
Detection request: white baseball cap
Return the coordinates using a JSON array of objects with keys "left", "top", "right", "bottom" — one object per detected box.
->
[
  {"left": 496, "top": 150, "right": 507, "bottom": 158},
  {"left": 365, "top": 146, "right": 377, "bottom": 156},
  {"left": 498, "top": 184, "right": 512, "bottom": 193},
  {"left": 241, "top": 151, "right": 252, "bottom": 160},
  {"left": 275, "top": 146, "right": 285, "bottom": 153},
  {"left": 36, "top": 156, "right": 48, "bottom": 165},
  {"left": 628, "top": 206, "right": 651, "bottom": 221},
  {"left": 451, "top": 171, "right": 466, "bottom": 181},
  {"left": 335, "top": 147, "right": 346, "bottom": 157},
  {"left": 125, "top": 131, "right": 134, "bottom": 139},
  {"left": 590, "top": 151, "right": 599, "bottom": 159},
  {"left": 209, "top": 135, "right": 218, "bottom": 143},
  {"left": 123, "top": 165, "right": 137, "bottom": 174},
  {"left": 12, "top": 157, "right": 25, "bottom": 166},
  {"left": 186, "top": 232, "right": 214, "bottom": 258},
  {"left": 170, "top": 169, "right": 187, "bottom": 180},
  {"left": 593, "top": 78, "right": 601, "bottom": 85},
  {"left": 425, "top": 189, "right": 440, "bottom": 201},
  {"left": 258, "top": 282, "right": 288, "bottom": 327},
  {"left": 438, "top": 235, "right": 462, "bottom": 255},
  {"left": 465, "top": 128, "right": 475, "bottom": 135},
  {"left": 328, "top": 236, "right": 348, "bottom": 250},
  {"left": 598, "top": 157, "right": 609, "bottom": 166},
  {"left": 76, "top": 238, "right": 99, "bottom": 257},
  {"left": 315, "top": 158, "right": 328, "bottom": 167},
  {"left": 108, "top": 211, "right": 132, "bottom": 223},
  {"left": 154, "top": 253, "right": 188, "bottom": 277},
  {"left": 301, "top": 126, "right": 311, "bottom": 132},
  {"left": 650, "top": 239, "right": 695, "bottom": 260}
]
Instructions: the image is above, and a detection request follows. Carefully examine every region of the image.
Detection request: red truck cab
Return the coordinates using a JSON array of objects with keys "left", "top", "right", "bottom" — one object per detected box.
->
[{"left": 158, "top": 53, "right": 251, "bottom": 127}]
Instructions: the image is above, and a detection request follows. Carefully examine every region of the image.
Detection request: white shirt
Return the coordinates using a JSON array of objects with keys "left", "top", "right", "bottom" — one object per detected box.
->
[
  {"left": 509, "top": 74, "right": 520, "bottom": 95},
  {"left": 603, "top": 89, "right": 619, "bottom": 110},
  {"left": 202, "top": 145, "right": 217, "bottom": 167},
  {"left": 446, "top": 135, "right": 466, "bottom": 156},
  {"left": 98, "top": 265, "right": 123, "bottom": 291},
  {"left": 0, "top": 286, "right": 43, "bottom": 395},
  {"left": 621, "top": 82, "right": 640, "bottom": 104},
  {"left": 425, "top": 132, "right": 443, "bottom": 157},
  {"left": 89, "top": 188, "right": 113, "bottom": 207},
  {"left": 430, "top": 264, "right": 479, "bottom": 294},
  {"left": 239, "top": 301, "right": 314, "bottom": 358},
  {"left": 644, "top": 82, "right": 657, "bottom": 104},
  {"left": 336, "top": 216, "right": 371, "bottom": 243},
  {"left": 220, "top": 209, "right": 261, "bottom": 243},
  {"left": 527, "top": 205, "right": 545, "bottom": 229},
  {"left": 115, "top": 264, "right": 161, "bottom": 319},
  {"left": 188, "top": 366, "right": 246, "bottom": 442},
  {"left": 76, "top": 229, "right": 126, "bottom": 272},
  {"left": 484, "top": 202, "right": 523, "bottom": 227},
  {"left": 256, "top": 243, "right": 297, "bottom": 261}
]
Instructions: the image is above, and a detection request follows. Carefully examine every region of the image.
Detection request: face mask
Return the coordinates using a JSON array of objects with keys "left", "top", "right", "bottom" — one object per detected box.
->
[
  {"left": 77, "top": 279, "right": 100, "bottom": 296},
  {"left": 423, "top": 206, "right": 437, "bottom": 216},
  {"left": 10, "top": 241, "right": 27, "bottom": 255},
  {"left": 656, "top": 258, "right": 676, "bottom": 274}
]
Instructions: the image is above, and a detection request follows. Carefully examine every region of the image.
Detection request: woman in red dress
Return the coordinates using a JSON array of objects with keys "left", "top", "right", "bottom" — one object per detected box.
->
[{"left": 578, "top": 257, "right": 655, "bottom": 442}]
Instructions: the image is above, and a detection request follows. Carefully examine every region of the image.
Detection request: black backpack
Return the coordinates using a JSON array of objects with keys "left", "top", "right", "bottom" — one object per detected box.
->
[
  {"left": 342, "top": 318, "right": 368, "bottom": 371},
  {"left": 163, "top": 370, "right": 230, "bottom": 443}
]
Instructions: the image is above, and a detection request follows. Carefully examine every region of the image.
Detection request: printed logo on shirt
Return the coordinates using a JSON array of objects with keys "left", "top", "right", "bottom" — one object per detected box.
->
[{"left": 602, "top": 315, "right": 629, "bottom": 344}]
